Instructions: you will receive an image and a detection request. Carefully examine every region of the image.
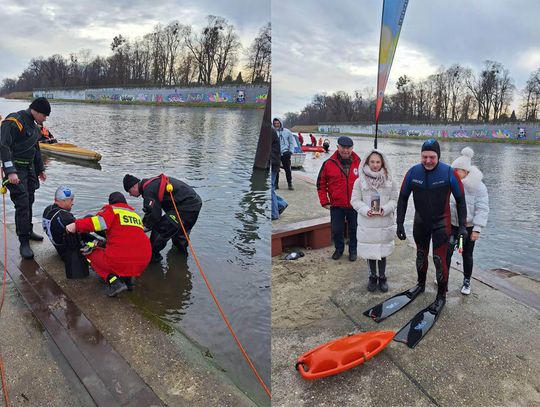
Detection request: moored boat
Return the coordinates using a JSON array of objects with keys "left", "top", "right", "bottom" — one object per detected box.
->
[{"left": 39, "top": 142, "right": 102, "bottom": 162}]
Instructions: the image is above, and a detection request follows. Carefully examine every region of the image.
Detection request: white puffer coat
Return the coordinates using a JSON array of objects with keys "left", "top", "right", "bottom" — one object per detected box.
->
[
  {"left": 351, "top": 149, "right": 399, "bottom": 260},
  {"left": 450, "top": 165, "right": 489, "bottom": 232}
]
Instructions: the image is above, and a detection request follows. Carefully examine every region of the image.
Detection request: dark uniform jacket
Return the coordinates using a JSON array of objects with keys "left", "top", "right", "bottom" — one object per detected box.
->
[
  {"left": 138, "top": 176, "right": 202, "bottom": 229},
  {"left": 1, "top": 109, "right": 44, "bottom": 175}
]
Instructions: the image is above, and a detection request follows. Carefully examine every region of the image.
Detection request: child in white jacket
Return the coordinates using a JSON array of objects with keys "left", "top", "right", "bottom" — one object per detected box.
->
[
  {"left": 448, "top": 147, "right": 489, "bottom": 295},
  {"left": 351, "top": 150, "right": 399, "bottom": 292}
]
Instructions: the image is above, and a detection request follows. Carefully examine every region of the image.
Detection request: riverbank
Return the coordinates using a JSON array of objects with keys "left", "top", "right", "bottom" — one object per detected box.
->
[
  {"left": 1, "top": 221, "right": 258, "bottom": 406},
  {"left": 315, "top": 131, "right": 540, "bottom": 145},
  {"left": 2, "top": 93, "right": 264, "bottom": 109},
  {"left": 272, "top": 176, "right": 540, "bottom": 406}
]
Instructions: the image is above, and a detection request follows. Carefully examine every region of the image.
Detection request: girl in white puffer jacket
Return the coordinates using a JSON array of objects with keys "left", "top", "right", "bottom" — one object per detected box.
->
[
  {"left": 351, "top": 149, "right": 399, "bottom": 293},
  {"left": 448, "top": 147, "right": 489, "bottom": 295}
]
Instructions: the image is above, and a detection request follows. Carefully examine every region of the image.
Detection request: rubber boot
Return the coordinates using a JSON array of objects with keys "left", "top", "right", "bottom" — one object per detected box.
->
[
  {"left": 28, "top": 229, "right": 44, "bottom": 241},
  {"left": 378, "top": 277, "right": 388, "bottom": 292},
  {"left": 367, "top": 276, "right": 378, "bottom": 292},
  {"left": 19, "top": 236, "right": 34, "bottom": 259}
]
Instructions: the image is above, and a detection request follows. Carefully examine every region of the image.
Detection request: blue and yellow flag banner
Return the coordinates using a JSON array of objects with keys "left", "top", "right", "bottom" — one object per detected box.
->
[{"left": 375, "top": 0, "right": 409, "bottom": 123}]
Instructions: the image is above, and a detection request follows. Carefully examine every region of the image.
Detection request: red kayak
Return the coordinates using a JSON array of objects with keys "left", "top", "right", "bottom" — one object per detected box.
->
[
  {"left": 302, "top": 145, "right": 325, "bottom": 153},
  {"left": 295, "top": 331, "right": 395, "bottom": 380}
]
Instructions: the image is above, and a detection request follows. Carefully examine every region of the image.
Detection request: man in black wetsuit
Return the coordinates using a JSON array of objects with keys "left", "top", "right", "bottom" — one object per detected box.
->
[
  {"left": 396, "top": 139, "right": 467, "bottom": 312},
  {"left": 123, "top": 173, "right": 202, "bottom": 263},
  {"left": 42, "top": 186, "right": 89, "bottom": 279}
]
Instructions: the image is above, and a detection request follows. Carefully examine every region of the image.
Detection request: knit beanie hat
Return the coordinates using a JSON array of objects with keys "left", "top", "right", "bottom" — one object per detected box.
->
[
  {"left": 29, "top": 97, "right": 51, "bottom": 116},
  {"left": 451, "top": 147, "right": 474, "bottom": 172},
  {"left": 108, "top": 191, "right": 127, "bottom": 204},
  {"left": 421, "top": 139, "right": 441, "bottom": 159},
  {"left": 123, "top": 174, "right": 140, "bottom": 192}
]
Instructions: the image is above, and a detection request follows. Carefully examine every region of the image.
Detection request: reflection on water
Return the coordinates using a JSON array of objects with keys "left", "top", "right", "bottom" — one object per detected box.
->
[
  {"left": 300, "top": 135, "right": 540, "bottom": 279},
  {"left": 0, "top": 98, "right": 270, "bottom": 403}
]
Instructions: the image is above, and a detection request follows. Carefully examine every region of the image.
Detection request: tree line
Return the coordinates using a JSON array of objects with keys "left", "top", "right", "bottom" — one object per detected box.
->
[
  {"left": 284, "top": 61, "right": 540, "bottom": 127},
  {"left": 0, "top": 17, "right": 271, "bottom": 95}
]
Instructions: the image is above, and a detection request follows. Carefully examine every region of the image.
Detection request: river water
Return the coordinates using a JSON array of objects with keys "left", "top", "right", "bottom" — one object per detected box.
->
[
  {"left": 0, "top": 98, "right": 270, "bottom": 404},
  {"left": 298, "top": 134, "right": 540, "bottom": 280}
]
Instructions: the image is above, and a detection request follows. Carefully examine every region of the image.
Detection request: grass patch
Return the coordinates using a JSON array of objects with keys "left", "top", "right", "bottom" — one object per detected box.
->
[{"left": 2, "top": 91, "right": 32, "bottom": 99}]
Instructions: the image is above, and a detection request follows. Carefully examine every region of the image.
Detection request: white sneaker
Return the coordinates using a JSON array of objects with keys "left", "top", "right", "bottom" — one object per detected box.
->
[
  {"left": 434, "top": 276, "right": 438, "bottom": 285},
  {"left": 461, "top": 279, "right": 471, "bottom": 295}
]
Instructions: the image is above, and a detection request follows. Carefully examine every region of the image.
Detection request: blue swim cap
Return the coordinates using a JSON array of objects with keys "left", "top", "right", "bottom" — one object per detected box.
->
[{"left": 55, "top": 186, "right": 74, "bottom": 201}]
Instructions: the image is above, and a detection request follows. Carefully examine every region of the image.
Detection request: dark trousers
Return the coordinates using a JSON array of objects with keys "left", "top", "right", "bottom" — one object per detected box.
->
[
  {"left": 330, "top": 207, "right": 357, "bottom": 253},
  {"left": 5, "top": 165, "right": 38, "bottom": 237},
  {"left": 413, "top": 216, "right": 451, "bottom": 298},
  {"left": 150, "top": 209, "right": 200, "bottom": 255},
  {"left": 447, "top": 226, "right": 475, "bottom": 280},
  {"left": 275, "top": 152, "right": 292, "bottom": 186}
]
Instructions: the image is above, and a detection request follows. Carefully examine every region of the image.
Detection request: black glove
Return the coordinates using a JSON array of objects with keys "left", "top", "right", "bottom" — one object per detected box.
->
[{"left": 396, "top": 223, "right": 406, "bottom": 240}]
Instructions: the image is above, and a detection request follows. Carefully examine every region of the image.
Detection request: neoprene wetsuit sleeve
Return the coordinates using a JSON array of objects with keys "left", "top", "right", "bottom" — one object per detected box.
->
[
  {"left": 450, "top": 169, "right": 467, "bottom": 227},
  {"left": 0, "top": 120, "right": 18, "bottom": 175},
  {"left": 396, "top": 169, "right": 413, "bottom": 225}
]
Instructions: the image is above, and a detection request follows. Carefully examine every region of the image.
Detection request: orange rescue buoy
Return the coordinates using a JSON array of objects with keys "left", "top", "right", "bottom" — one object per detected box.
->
[{"left": 295, "top": 330, "right": 395, "bottom": 380}]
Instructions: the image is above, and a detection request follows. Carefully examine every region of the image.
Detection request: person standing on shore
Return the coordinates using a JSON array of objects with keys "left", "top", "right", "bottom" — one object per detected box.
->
[
  {"left": 272, "top": 118, "right": 295, "bottom": 190},
  {"left": 396, "top": 139, "right": 467, "bottom": 312},
  {"left": 1, "top": 97, "right": 49, "bottom": 259},
  {"left": 271, "top": 128, "right": 288, "bottom": 220},
  {"left": 447, "top": 147, "right": 489, "bottom": 295},
  {"left": 351, "top": 149, "right": 398, "bottom": 292},
  {"left": 317, "top": 136, "right": 361, "bottom": 261}
]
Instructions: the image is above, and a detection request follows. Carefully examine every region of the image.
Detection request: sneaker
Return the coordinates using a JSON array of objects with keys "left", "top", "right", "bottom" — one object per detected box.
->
[
  {"left": 378, "top": 277, "right": 388, "bottom": 292},
  {"left": 331, "top": 250, "right": 343, "bottom": 260},
  {"left": 434, "top": 276, "right": 438, "bottom": 285},
  {"left": 367, "top": 276, "right": 378, "bottom": 292},
  {"left": 288, "top": 183, "right": 294, "bottom": 191},
  {"left": 461, "top": 278, "right": 471, "bottom": 295},
  {"left": 349, "top": 251, "right": 357, "bottom": 262},
  {"left": 107, "top": 277, "right": 128, "bottom": 297},
  {"left": 278, "top": 203, "right": 288, "bottom": 214}
]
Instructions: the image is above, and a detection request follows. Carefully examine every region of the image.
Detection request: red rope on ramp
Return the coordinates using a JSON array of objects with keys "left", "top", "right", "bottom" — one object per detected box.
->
[
  {"left": 0, "top": 174, "right": 11, "bottom": 407},
  {"left": 166, "top": 184, "right": 271, "bottom": 399}
]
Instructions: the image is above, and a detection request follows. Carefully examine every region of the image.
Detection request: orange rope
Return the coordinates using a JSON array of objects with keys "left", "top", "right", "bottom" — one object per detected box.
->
[
  {"left": 0, "top": 171, "right": 11, "bottom": 406},
  {"left": 166, "top": 185, "right": 271, "bottom": 399}
]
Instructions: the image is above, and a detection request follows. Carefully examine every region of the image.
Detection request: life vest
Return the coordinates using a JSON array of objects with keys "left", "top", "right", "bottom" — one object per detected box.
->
[{"left": 142, "top": 174, "right": 170, "bottom": 203}]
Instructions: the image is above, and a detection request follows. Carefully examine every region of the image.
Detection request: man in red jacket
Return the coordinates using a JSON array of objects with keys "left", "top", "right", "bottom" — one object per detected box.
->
[
  {"left": 66, "top": 192, "right": 152, "bottom": 297},
  {"left": 317, "top": 136, "right": 361, "bottom": 261}
]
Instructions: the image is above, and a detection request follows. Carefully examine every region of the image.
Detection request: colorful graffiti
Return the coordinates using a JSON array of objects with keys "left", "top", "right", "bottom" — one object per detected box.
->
[
  {"left": 377, "top": 126, "right": 539, "bottom": 140},
  {"left": 167, "top": 94, "right": 184, "bottom": 102},
  {"left": 208, "top": 91, "right": 231, "bottom": 103},
  {"left": 187, "top": 93, "right": 204, "bottom": 102},
  {"left": 255, "top": 93, "right": 267, "bottom": 104}
]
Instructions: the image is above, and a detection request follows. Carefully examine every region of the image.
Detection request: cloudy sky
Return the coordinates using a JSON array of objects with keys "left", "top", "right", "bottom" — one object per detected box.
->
[
  {"left": 0, "top": 0, "right": 269, "bottom": 81},
  {"left": 272, "top": 0, "right": 540, "bottom": 118}
]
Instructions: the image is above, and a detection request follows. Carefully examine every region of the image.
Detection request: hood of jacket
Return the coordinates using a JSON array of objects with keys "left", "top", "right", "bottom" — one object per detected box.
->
[
  {"left": 272, "top": 117, "right": 283, "bottom": 130},
  {"left": 461, "top": 165, "right": 483, "bottom": 193}
]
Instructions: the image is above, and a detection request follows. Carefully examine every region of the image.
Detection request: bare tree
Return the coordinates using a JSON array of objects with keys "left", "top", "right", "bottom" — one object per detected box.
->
[{"left": 246, "top": 22, "right": 271, "bottom": 83}]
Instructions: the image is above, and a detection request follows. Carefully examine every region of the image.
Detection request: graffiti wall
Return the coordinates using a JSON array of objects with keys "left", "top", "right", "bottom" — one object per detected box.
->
[
  {"left": 33, "top": 85, "right": 268, "bottom": 105},
  {"left": 318, "top": 123, "right": 540, "bottom": 140}
]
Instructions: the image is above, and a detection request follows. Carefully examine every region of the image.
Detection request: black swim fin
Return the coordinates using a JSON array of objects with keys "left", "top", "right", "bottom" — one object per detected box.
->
[
  {"left": 393, "top": 297, "right": 446, "bottom": 348},
  {"left": 363, "top": 284, "right": 425, "bottom": 322}
]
